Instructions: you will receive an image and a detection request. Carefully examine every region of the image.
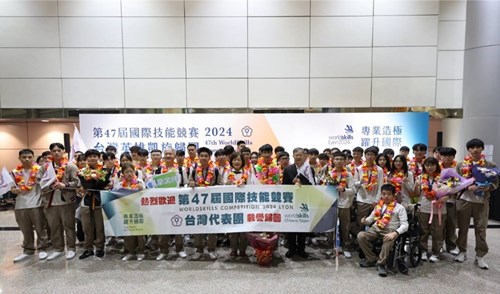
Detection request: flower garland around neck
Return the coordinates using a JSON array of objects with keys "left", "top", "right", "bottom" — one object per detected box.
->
[
  {"left": 227, "top": 169, "right": 248, "bottom": 186},
  {"left": 122, "top": 175, "right": 140, "bottom": 190},
  {"left": 361, "top": 162, "right": 378, "bottom": 191},
  {"left": 329, "top": 167, "right": 348, "bottom": 189},
  {"left": 79, "top": 163, "right": 107, "bottom": 181},
  {"left": 196, "top": 161, "right": 215, "bottom": 187},
  {"left": 440, "top": 160, "right": 457, "bottom": 170},
  {"left": 138, "top": 163, "right": 153, "bottom": 175},
  {"left": 389, "top": 170, "right": 406, "bottom": 195},
  {"left": 13, "top": 164, "right": 40, "bottom": 191},
  {"left": 421, "top": 172, "right": 440, "bottom": 200},
  {"left": 255, "top": 157, "right": 280, "bottom": 185},
  {"left": 409, "top": 157, "right": 425, "bottom": 177},
  {"left": 186, "top": 156, "right": 199, "bottom": 167},
  {"left": 48, "top": 156, "right": 69, "bottom": 182},
  {"left": 373, "top": 199, "right": 396, "bottom": 229},
  {"left": 161, "top": 162, "right": 177, "bottom": 174},
  {"left": 349, "top": 159, "right": 363, "bottom": 175},
  {"left": 461, "top": 154, "right": 486, "bottom": 178}
]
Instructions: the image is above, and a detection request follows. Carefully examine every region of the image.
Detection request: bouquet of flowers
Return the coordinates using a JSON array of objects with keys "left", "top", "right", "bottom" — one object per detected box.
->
[
  {"left": 472, "top": 166, "right": 500, "bottom": 197},
  {"left": 439, "top": 168, "right": 475, "bottom": 195},
  {"left": 246, "top": 232, "right": 279, "bottom": 266}
]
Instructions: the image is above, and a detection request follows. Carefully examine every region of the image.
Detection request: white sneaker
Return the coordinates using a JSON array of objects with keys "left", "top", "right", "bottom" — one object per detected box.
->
[
  {"left": 429, "top": 255, "right": 439, "bottom": 263},
  {"left": 137, "top": 254, "right": 145, "bottom": 261},
  {"left": 177, "top": 251, "right": 187, "bottom": 258},
  {"left": 122, "top": 254, "right": 135, "bottom": 261},
  {"left": 38, "top": 251, "right": 48, "bottom": 260},
  {"left": 449, "top": 247, "right": 460, "bottom": 256},
  {"left": 47, "top": 251, "right": 63, "bottom": 261},
  {"left": 208, "top": 252, "right": 217, "bottom": 260},
  {"left": 191, "top": 252, "right": 202, "bottom": 260},
  {"left": 343, "top": 251, "right": 352, "bottom": 259},
  {"left": 475, "top": 257, "right": 489, "bottom": 270},
  {"left": 455, "top": 252, "right": 467, "bottom": 263},
  {"left": 421, "top": 252, "right": 428, "bottom": 261},
  {"left": 156, "top": 253, "right": 167, "bottom": 261},
  {"left": 13, "top": 253, "right": 30, "bottom": 262},
  {"left": 66, "top": 250, "right": 76, "bottom": 260}
]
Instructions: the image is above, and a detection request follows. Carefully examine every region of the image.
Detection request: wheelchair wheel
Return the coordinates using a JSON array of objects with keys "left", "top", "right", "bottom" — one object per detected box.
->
[
  {"left": 409, "top": 242, "right": 422, "bottom": 267},
  {"left": 397, "top": 259, "right": 409, "bottom": 275}
]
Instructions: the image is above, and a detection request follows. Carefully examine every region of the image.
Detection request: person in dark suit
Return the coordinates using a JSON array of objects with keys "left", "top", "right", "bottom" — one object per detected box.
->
[{"left": 282, "top": 147, "right": 316, "bottom": 259}]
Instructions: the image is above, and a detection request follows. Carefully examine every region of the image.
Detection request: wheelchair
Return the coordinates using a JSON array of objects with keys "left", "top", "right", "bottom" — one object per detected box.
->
[{"left": 372, "top": 204, "right": 422, "bottom": 275}]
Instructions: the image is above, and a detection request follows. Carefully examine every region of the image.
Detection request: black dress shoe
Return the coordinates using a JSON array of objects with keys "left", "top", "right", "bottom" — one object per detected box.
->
[
  {"left": 95, "top": 250, "right": 105, "bottom": 258},
  {"left": 79, "top": 250, "right": 94, "bottom": 260},
  {"left": 285, "top": 250, "right": 295, "bottom": 258},
  {"left": 377, "top": 264, "right": 387, "bottom": 277},
  {"left": 359, "top": 259, "right": 377, "bottom": 268},
  {"left": 297, "top": 251, "right": 309, "bottom": 259}
]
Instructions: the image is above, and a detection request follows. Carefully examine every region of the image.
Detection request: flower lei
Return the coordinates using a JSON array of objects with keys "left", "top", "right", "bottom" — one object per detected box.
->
[
  {"left": 255, "top": 157, "right": 280, "bottom": 185},
  {"left": 48, "top": 156, "right": 69, "bottom": 182},
  {"left": 137, "top": 163, "right": 153, "bottom": 176},
  {"left": 161, "top": 163, "right": 178, "bottom": 174},
  {"left": 461, "top": 154, "right": 486, "bottom": 178},
  {"left": 196, "top": 161, "right": 215, "bottom": 187},
  {"left": 121, "top": 175, "right": 139, "bottom": 190},
  {"left": 185, "top": 156, "right": 199, "bottom": 168},
  {"left": 348, "top": 159, "right": 363, "bottom": 176},
  {"left": 329, "top": 167, "right": 348, "bottom": 189},
  {"left": 409, "top": 157, "right": 425, "bottom": 178},
  {"left": 361, "top": 163, "right": 378, "bottom": 191},
  {"left": 440, "top": 160, "right": 457, "bottom": 170},
  {"left": 421, "top": 172, "right": 440, "bottom": 200},
  {"left": 373, "top": 199, "right": 396, "bottom": 229},
  {"left": 226, "top": 169, "right": 248, "bottom": 186},
  {"left": 13, "top": 164, "right": 40, "bottom": 191},
  {"left": 79, "top": 163, "right": 107, "bottom": 181},
  {"left": 389, "top": 170, "right": 406, "bottom": 195}
]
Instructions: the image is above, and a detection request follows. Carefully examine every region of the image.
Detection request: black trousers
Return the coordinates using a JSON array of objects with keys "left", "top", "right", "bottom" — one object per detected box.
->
[{"left": 287, "top": 233, "right": 306, "bottom": 253}]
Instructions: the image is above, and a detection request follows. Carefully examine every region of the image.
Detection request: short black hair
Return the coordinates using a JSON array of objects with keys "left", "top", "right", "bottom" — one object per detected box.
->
[
  {"left": 400, "top": 146, "right": 410, "bottom": 152},
  {"left": 197, "top": 147, "right": 212, "bottom": 156},
  {"left": 175, "top": 150, "right": 185, "bottom": 157},
  {"left": 412, "top": 143, "right": 427, "bottom": 152},
  {"left": 84, "top": 149, "right": 100, "bottom": 158},
  {"left": 187, "top": 143, "right": 197, "bottom": 149},
  {"left": 237, "top": 140, "right": 246, "bottom": 146},
  {"left": 105, "top": 145, "right": 117, "bottom": 153},
  {"left": 215, "top": 149, "right": 225, "bottom": 157},
  {"left": 277, "top": 151, "right": 290, "bottom": 161},
  {"left": 432, "top": 146, "right": 442, "bottom": 154},
  {"left": 382, "top": 148, "right": 395, "bottom": 157},
  {"left": 129, "top": 145, "right": 141, "bottom": 154},
  {"left": 308, "top": 148, "right": 319, "bottom": 156},
  {"left": 341, "top": 149, "right": 352, "bottom": 156},
  {"left": 41, "top": 151, "right": 51, "bottom": 157},
  {"left": 352, "top": 147, "right": 364, "bottom": 154},
  {"left": 102, "top": 152, "right": 116, "bottom": 161},
  {"left": 120, "top": 152, "right": 132, "bottom": 162},
  {"left": 323, "top": 148, "right": 332, "bottom": 153},
  {"left": 466, "top": 138, "right": 484, "bottom": 150},
  {"left": 318, "top": 153, "right": 330, "bottom": 161},
  {"left": 240, "top": 147, "right": 251, "bottom": 154},
  {"left": 439, "top": 147, "right": 456, "bottom": 157},
  {"left": 49, "top": 143, "right": 65, "bottom": 151},
  {"left": 223, "top": 145, "right": 235, "bottom": 156},
  {"left": 364, "top": 146, "right": 378, "bottom": 155},
  {"left": 259, "top": 144, "right": 273, "bottom": 153},
  {"left": 381, "top": 184, "right": 396, "bottom": 195},
  {"left": 138, "top": 148, "right": 149, "bottom": 157},
  {"left": 19, "top": 149, "right": 34, "bottom": 156},
  {"left": 332, "top": 151, "right": 346, "bottom": 160},
  {"left": 150, "top": 149, "right": 162, "bottom": 155},
  {"left": 274, "top": 146, "right": 285, "bottom": 154},
  {"left": 120, "top": 162, "right": 135, "bottom": 172}
]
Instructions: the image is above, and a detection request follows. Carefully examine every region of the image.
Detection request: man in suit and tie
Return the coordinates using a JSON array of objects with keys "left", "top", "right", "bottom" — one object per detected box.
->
[{"left": 282, "top": 147, "right": 316, "bottom": 259}]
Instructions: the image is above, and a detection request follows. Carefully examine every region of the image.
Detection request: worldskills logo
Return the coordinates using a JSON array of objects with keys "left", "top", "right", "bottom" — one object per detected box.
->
[
  {"left": 328, "top": 124, "right": 354, "bottom": 145},
  {"left": 241, "top": 126, "right": 253, "bottom": 137}
]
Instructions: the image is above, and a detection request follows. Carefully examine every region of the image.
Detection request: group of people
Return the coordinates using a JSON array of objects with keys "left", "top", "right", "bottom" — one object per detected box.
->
[{"left": 8, "top": 138, "right": 497, "bottom": 276}]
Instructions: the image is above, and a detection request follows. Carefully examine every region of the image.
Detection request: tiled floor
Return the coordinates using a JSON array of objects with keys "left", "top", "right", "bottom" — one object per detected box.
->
[{"left": 1, "top": 208, "right": 499, "bottom": 294}]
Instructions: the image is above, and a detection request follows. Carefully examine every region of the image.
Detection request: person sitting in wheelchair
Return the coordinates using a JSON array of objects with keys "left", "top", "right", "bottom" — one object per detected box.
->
[{"left": 358, "top": 184, "right": 409, "bottom": 277}]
